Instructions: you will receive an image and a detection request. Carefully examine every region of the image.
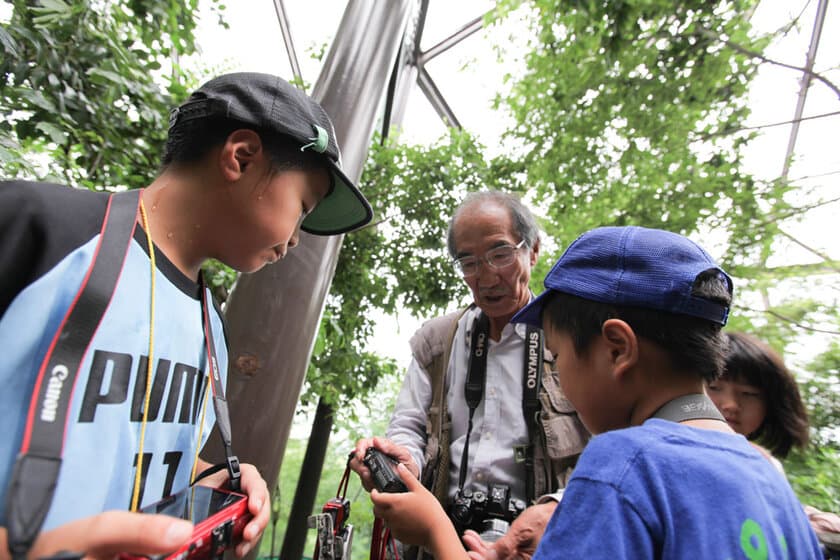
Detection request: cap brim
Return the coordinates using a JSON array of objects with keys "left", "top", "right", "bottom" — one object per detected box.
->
[
  {"left": 301, "top": 162, "right": 373, "bottom": 235},
  {"left": 511, "top": 289, "right": 554, "bottom": 328}
]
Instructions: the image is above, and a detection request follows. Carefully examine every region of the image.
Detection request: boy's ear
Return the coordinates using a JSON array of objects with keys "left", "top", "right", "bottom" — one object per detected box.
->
[
  {"left": 601, "top": 319, "right": 638, "bottom": 379},
  {"left": 220, "top": 129, "right": 263, "bottom": 181}
]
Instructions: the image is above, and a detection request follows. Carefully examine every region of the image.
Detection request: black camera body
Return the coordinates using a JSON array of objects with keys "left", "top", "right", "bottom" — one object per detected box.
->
[
  {"left": 363, "top": 447, "right": 408, "bottom": 493},
  {"left": 449, "top": 483, "right": 526, "bottom": 542}
]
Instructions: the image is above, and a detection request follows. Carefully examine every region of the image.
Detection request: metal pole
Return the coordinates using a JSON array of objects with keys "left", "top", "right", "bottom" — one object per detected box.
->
[
  {"left": 382, "top": 0, "right": 428, "bottom": 140},
  {"left": 272, "top": 0, "right": 304, "bottom": 85},
  {"left": 204, "top": 1, "right": 415, "bottom": 557},
  {"left": 279, "top": 398, "right": 335, "bottom": 560},
  {"left": 779, "top": 0, "right": 828, "bottom": 180}
]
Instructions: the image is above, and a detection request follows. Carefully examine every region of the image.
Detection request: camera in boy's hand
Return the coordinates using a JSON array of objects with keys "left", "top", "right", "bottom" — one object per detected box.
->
[
  {"left": 363, "top": 447, "right": 408, "bottom": 493},
  {"left": 119, "top": 486, "right": 253, "bottom": 560},
  {"left": 450, "top": 483, "right": 526, "bottom": 542}
]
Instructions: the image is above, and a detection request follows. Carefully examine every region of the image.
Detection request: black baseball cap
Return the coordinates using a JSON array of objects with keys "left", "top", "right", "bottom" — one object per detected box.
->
[{"left": 168, "top": 72, "right": 373, "bottom": 235}]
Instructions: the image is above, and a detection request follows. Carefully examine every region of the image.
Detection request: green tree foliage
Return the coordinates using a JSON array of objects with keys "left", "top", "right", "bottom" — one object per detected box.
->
[
  {"left": 494, "top": 0, "right": 775, "bottom": 266},
  {"left": 0, "top": 0, "right": 222, "bottom": 189},
  {"left": 785, "top": 342, "right": 840, "bottom": 511}
]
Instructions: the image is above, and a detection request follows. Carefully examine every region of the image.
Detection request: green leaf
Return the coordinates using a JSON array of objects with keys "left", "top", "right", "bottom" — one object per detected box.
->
[{"left": 35, "top": 121, "right": 68, "bottom": 145}]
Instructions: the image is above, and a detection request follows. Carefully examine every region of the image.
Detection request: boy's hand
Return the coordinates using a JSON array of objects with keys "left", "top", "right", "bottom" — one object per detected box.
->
[
  {"left": 350, "top": 436, "right": 419, "bottom": 491},
  {"left": 369, "top": 463, "right": 448, "bottom": 546},
  {"left": 0, "top": 512, "right": 193, "bottom": 560},
  {"left": 194, "top": 460, "right": 269, "bottom": 558},
  {"left": 235, "top": 463, "right": 269, "bottom": 557},
  {"left": 462, "top": 502, "right": 557, "bottom": 560}
]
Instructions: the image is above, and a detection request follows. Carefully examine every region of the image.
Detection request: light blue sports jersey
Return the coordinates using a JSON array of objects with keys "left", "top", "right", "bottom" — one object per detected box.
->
[{"left": 0, "top": 183, "right": 228, "bottom": 530}]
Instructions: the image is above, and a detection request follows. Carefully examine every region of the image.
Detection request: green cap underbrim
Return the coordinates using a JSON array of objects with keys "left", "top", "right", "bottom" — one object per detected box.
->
[{"left": 300, "top": 161, "right": 373, "bottom": 235}]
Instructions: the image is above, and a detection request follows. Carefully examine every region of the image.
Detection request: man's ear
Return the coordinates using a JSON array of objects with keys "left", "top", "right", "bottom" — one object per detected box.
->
[
  {"left": 529, "top": 236, "right": 541, "bottom": 266},
  {"left": 220, "top": 129, "right": 263, "bottom": 181},
  {"left": 601, "top": 318, "right": 638, "bottom": 379}
]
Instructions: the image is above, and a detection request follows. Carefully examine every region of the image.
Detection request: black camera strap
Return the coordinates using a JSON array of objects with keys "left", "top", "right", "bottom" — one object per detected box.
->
[
  {"left": 458, "top": 312, "right": 490, "bottom": 491},
  {"left": 456, "top": 312, "right": 543, "bottom": 503},
  {"left": 650, "top": 393, "right": 725, "bottom": 423},
  {"left": 5, "top": 190, "right": 141, "bottom": 560},
  {"left": 521, "top": 327, "right": 543, "bottom": 504},
  {"left": 5, "top": 190, "right": 241, "bottom": 560},
  {"left": 199, "top": 276, "right": 241, "bottom": 492}
]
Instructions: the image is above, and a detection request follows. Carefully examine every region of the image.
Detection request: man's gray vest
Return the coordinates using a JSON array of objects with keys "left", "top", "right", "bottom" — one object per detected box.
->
[{"left": 407, "top": 307, "right": 591, "bottom": 508}]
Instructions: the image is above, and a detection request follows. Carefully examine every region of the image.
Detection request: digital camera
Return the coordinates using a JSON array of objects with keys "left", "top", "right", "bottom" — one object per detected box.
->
[
  {"left": 449, "top": 483, "right": 526, "bottom": 542},
  {"left": 363, "top": 447, "right": 407, "bottom": 493},
  {"left": 119, "top": 485, "right": 252, "bottom": 560},
  {"left": 311, "top": 497, "right": 353, "bottom": 560}
]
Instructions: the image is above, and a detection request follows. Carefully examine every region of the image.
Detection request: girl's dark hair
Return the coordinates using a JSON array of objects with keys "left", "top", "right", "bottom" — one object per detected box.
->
[
  {"left": 722, "top": 332, "right": 809, "bottom": 458},
  {"left": 541, "top": 269, "right": 732, "bottom": 383},
  {"left": 161, "top": 117, "right": 327, "bottom": 175}
]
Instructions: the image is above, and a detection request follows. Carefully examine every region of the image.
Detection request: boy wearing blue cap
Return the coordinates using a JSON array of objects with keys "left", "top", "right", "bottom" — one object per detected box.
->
[{"left": 371, "top": 226, "right": 822, "bottom": 558}]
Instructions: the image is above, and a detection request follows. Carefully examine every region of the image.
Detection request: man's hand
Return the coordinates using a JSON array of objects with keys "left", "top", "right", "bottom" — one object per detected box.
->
[
  {"left": 194, "top": 460, "right": 269, "bottom": 558},
  {"left": 350, "top": 436, "right": 419, "bottom": 492},
  {"left": 0, "top": 512, "right": 193, "bottom": 560},
  {"left": 462, "top": 501, "right": 557, "bottom": 560}
]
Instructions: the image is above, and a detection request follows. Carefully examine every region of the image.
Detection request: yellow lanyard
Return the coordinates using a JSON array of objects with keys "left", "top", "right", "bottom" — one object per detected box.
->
[{"left": 130, "top": 195, "right": 211, "bottom": 511}]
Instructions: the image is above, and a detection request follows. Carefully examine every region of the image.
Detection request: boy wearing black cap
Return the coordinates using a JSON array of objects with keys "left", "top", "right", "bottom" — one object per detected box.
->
[
  {"left": 370, "top": 226, "right": 822, "bottom": 559},
  {"left": 0, "top": 73, "right": 372, "bottom": 560}
]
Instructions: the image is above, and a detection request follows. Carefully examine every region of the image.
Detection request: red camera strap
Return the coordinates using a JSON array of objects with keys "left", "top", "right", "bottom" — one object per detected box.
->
[{"left": 371, "top": 517, "right": 400, "bottom": 560}]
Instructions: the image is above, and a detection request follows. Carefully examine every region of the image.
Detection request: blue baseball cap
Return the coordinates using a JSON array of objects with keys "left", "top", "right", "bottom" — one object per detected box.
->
[{"left": 512, "top": 226, "right": 732, "bottom": 327}]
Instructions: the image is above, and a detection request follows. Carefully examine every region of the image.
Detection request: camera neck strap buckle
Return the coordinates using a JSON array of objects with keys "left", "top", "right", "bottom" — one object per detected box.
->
[{"left": 650, "top": 393, "right": 725, "bottom": 423}]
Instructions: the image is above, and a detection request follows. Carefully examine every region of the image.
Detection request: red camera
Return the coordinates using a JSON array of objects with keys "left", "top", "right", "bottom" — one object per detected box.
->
[
  {"left": 120, "top": 485, "right": 252, "bottom": 560},
  {"left": 311, "top": 497, "right": 353, "bottom": 560},
  {"left": 322, "top": 497, "right": 350, "bottom": 532}
]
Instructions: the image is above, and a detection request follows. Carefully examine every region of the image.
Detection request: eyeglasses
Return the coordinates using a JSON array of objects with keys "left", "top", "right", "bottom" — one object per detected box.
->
[{"left": 452, "top": 240, "right": 527, "bottom": 277}]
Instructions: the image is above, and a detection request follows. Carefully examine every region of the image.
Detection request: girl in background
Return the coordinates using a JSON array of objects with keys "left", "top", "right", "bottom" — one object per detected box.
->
[
  {"left": 707, "top": 331, "right": 809, "bottom": 469},
  {"left": 708, "top": 331, "right": 840, "bottom": 558}
]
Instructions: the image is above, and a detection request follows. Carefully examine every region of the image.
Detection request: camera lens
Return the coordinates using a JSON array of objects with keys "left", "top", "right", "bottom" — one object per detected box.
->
[
  {"left": 451, "top": 504, "right": 471, "bottom": 525},
  {"left": 450, "top": 490, "right": 474, "bottom": 526},
  {"left": 478, "top": 519, "right": 509, "bottom": 543}
]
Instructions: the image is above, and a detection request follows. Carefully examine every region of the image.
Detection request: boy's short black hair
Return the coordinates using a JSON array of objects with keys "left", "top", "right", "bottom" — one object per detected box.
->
[
  {"left": 541, "top": 269, "right": 732, "bottom": 382},
  {"left": 161, "top": 116, "right": 326, "bottom": 173}
]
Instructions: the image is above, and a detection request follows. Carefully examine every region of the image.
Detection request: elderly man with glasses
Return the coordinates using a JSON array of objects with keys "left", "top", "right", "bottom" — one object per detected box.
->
[{"left": 352, "top": 191, "right": 589, "bottom": 559}]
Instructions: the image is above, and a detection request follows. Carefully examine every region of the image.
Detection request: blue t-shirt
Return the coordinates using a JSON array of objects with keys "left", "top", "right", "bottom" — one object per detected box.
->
[
  {"left": 0, "top": 181, "right": 228, "bottom": 530},
  {"left": 534, "top": 419, "right": 822, "bottom": 559}
]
